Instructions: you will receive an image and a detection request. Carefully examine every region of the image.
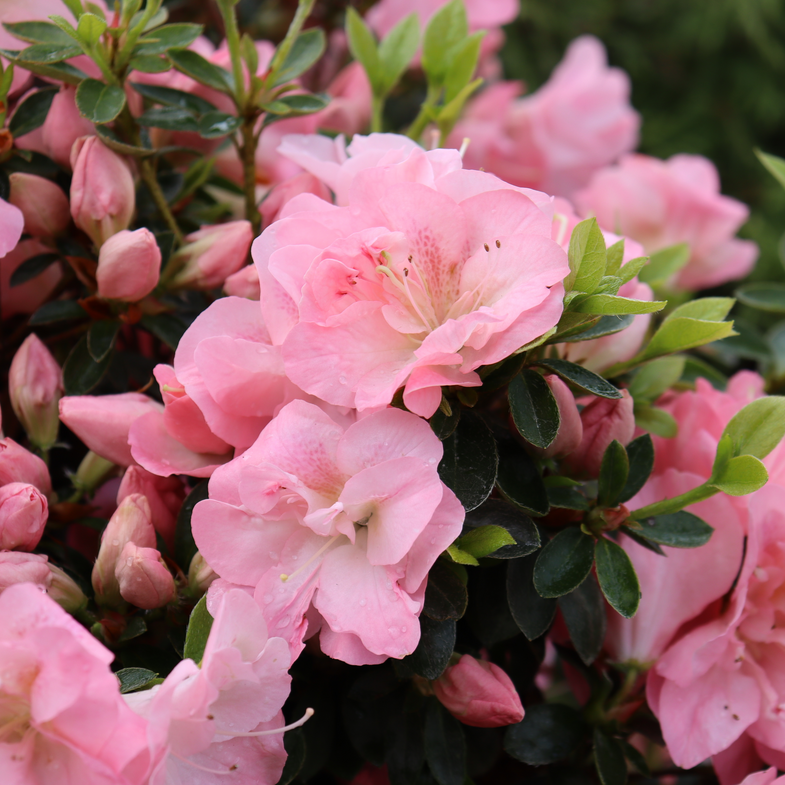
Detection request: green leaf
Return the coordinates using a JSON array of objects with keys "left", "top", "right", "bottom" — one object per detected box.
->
[
  {"left": 29, "top": 299, "right": 87, "bottom": 325},
  {"left": 533, "top": 527, "right": 595, "bottom": 598},
  {"left": 378, "top": 13, "right": 419, "bottom": 95},
  {"left": 638, "top": 243, "right": 690, "bottom": 285},
  {"left": 445, "top": 545, "right": 478, "bottom": 566},
  {"left": 565, "top": 217, "right": 607, "bottom": 294},
  {"left": 277, "top": 730, "right": 306, "bottom": 785},
  {"left": 128, "top": 54, "right": 169, "bottom": 73},
  {"left": 443, "top": 30, "right": 483, "bottom": 103},
  {"left": 508, "top": 370, "right": 560, "bottom": 449},
  {"left": 456, "top": 525, "right": 515, "bottom": 559},
  {"left": 139, "top": 313, "right": 186, "bottom": 350},
  {"left": 594, "top": 729, "right": 628, "bottom": 785},
  {"left": 630, "top": 316, "right": 736, "bottom": 366},
  {"left": 135, "top": 23, "right": 203, "bottom": 55},
  {"left": 131, "top": 81, "right": 217, "bottom": 114},
  {"left": 634, "top": 405, "right": 678, "bottom": 438},
  {"left": 137, "top": 105, "right": 198, "bottom": 131},
  {"left": 495, "top": 437, "right": 549, "bottom": 517},
  {"left": 9, "top": 86, "right": 57, "bottom": 137},
  {"left": 735, "top": 282, "right": 785, "bottom": 313},
  {"left": 616, "top": 255, "right": 649, "bottom": 285},
  {"left": 75, "top": 78, "right": 126, "bottom": 123},
  {"left": 196, "top": 110, "right": 240, "bottom": 139},
  {"left": 430, "top": 405, "right": 460, "bottom": 440},
  {"left": 183, "top": 595, "right": 213, "bottom": 664},
  {"left": 561, "top": 314, "right": 634, "bottom": 343},
  {"left": 272, "top": 27, "right": 326, "bottom": 87},
  {"left": 118, "top": 616, "right": 147, "bottom": 642},
  {"left": 0, "top": 49, "right": 87, "bottom": 85},
  {"left": 435, "top": 76, "right": 482, "bottom": 136},
  {"left": 438, "top": 412, "right": 498, "bottom": 512},
  {"left": 632, "top": 511, "right": 713, "bottom": 548},
  {"left": 598, "top": 440, "right": 630, "bottom": 509},
  {"left": 76, "top": 13, "right": 106, "bottom": 46},
  {"left": 619, "top": 434, "right": 654, "bottom": 503},
  {"left": 421, "top": 0, "right": 468, "bottom": 87},
  {"left": 507, "top": 555, "right": 557, "bottom": 640},
  {"left": 621, "top": 739, "right": 651, "bottom": 777},
  {"left": 174, "top": 480, "right": 208, "bottom": 569},
  {"left": 756, "top": 148, "right": 785, "bottom": 191},
  {"left": 345, "top": 8, "right": 382, "bottom": 93},
  {"left": 605, "top": 239, "right": 625, "bottom": 276},
  {"left": 571, "top": 293, "right": 666, "bottom": 315},
  {"left": 13, "top": 42, "right": 81, "bottom": 63},
  {"left": 536, "top": 358, "right": 623, "bottom": 399},
  {"left": 665, "top": 297, "right": 735, "bottom": 323},
  {"left": 710, "top": 454, "right": 769, "bottom": 496},
  {"left": 398, "top": 616, "right": 455, "bottom": 680},
  {"left": 86, "top": 320, "right": 120, "bottom": 362},
  {"left": 628, "top": 356, "right": 686, "bottom": 403},
  {"left": 168, "top": 48, "right": 232, "bottom": 92},
  {"left": 504, "top": 704, "right": 586, "bottom": 765},
  {"left": 116, "top": 667, "right": 158, "bottom": 694},
  {"left": 62, "top": 335, "right": 112, "bottom": 395},
  {"left": 2, "top": 21, "right": 74, "bottom": 45},
  {"left": 559, "top": 575, "right": 607, "bottom": 664},
  {"left": 595, "top": 537, "right": 640, "bottom": 618},
  {"left": 546, "top": 481, "right": 590, "bottom": 510},
  {"left": 264, "top": 92, "right": 329, "bottom": 116},
  {"left": 464, "top": 499, "right": 541, "bottom": 559},
  {"left": 423, "top": 559, "right": 467, "bottom": 620},
  {"left": 9, "top": 252, "right": 59, "bottom": 286},
  {"left": 722, "top": 396, "right": 785, "bottom": 459},
  {"left": 424, "top": 701, "right": 467, "bottom": 785}
]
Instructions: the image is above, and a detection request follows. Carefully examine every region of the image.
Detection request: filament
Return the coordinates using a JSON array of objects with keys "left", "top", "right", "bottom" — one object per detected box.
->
[
  {"left": 280, "top": 536, "right": 340, "bottom": 582},
  {"left": 170, "top": 750, "right": 238, "bottom": 775},
  {"left": 215, "top": 708, "right": 315, "bottom": 738}
]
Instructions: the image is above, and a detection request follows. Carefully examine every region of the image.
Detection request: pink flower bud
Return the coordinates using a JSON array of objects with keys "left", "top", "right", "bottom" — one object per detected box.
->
[
  {"left": 223, "top": 264, "right": 261, "bottom": 300},
  {"left": 0, "top": 482, "right": 48, "bottom": 551},
  {"left": 167, "top": 221, "right": 253, "bottom": 289},
  {"left": 433, "top": 654, "right": 525, "bottom": 728},
  {"left": 563, "top": 390, "right": 635, "bottom": 478},
  {"left": 8, "top": 173, "right": 70, "bottom": 238},
  {"left": 96, "top": 228, "right": 161, "bottom": 301},
  {"left": 92, "top": 493, "right": 156, "bottom": 605},
  {"left": 187, "top": 551, "right": 218, "bottom": 597},
  {"left": 9, "top": 333, "right": 63, "bottom": 451},
  {"left": 74, "top": 451, "right": 116, "bottom": 494},
  {"left": 59, "top": 393, "right": 164, "bottom": 467},
  {"left": 0, "top": 551, "right": 51, "bottom": 592},
  {"left": 115, "top": 542, "right": 175, "bottom": 609},
  {"left": 529, "top": 375, "right": 583, "bottom": 459},
  {"left": 70, "top": 136, "right": 135, "bottom": 247},
  {"left": 48, "top": 564, "right": 88, "bottom": 613},
  {"left": 43, "top": 86, "right": 95, "bottom": 170},
  {"left": 0, "top": 438, "right": 52, "bottom": 497}
]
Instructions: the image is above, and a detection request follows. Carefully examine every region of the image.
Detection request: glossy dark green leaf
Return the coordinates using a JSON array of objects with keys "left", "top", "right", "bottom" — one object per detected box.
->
[
  {"left": 139, "top": 313, "right": 187, "bottom": 350},
  {"left": 595, "top": 537, "right": 640, "bottom": 618},
  {"left": 466, "top": 566, "right": 520, "bottom": 647},
  {"left": 183, "top": 595, "right": 213, "bottom": 663},
  {"left": 87, "top": 320, "right": 120, "bottom": 363},
  {"left": 620, "top": 526, "right": 665, "bottom": 556},
  {"left": 423, "top": 559, "right": 467, "bottom": 621},
  {"left": 509, "top": 370, "right": 561, "bottom": 449},
  {"left": 0, "top": 49, "right": 87, "bottom": 85},
  {"left": 265, "top": 92, "right": 329, "bottom": 116},
  {"left": 495, "top": 437, "right": 549, "bottom": 517},
  {"left": 137, "top": 106, "right": 199, "bottom": 131},
  {"left": 438, "top": 412, "right": 498, "bottom": 512},
  {"left": 62, "top": 335, "right": 112, "bottom": 395},
  {"left": 464, "top": 499, "right": 540, "bottom": 559},
  {"left": 174, "top": 480, "right": 208, "bottom": 569},
  {"left": 533, "top": 527, "right": 595, "bottom": 598},
  {"left": 598, "top": 440, "right": 629, "bottom": 509},
  {"left": 118, "top": 615, "right": 147, "bottom": 642},
  {"left": 386, "top": 708, "right": 425, "bottom": 785},
  {"left": 619, "top": 434, "right": 654, "bottom": 503},
  {"left": 75, "top": 79, "right": 127, "bottom": 124},
  {"left": 635, "top": 512, "right": 713, "bottom": 548},
  {"left": 128, "top": 54, "right": 170, "bottom": 73},
  {"left": 198, "top": 111, "right": 241, "bottom": 138},
  {"left": 546, "top": 481, "right": 589, "bottom": 510},
  {"left": 736, "top": 282, "right": 785, "bottom": 314},
  {"left": 507, "top": 555, "right": 557, "bottom": 640},
  {"left": 15, "top": 42, "right": 81, "bottom": 63},
  {"left": 8, "top": 86, "right": 57, "bottom": 137},
  {"left": 504, "top": 704, "right": 586, "bottom": 765},
  {"left": 135, "top": 23, "right": 203, "bottom": 55},
  {"left": 559, "top": 575, "right": 607, "bottom": 665},
  {"left": 424, "top": 701, "right": 466, "bottom": 785},
  {"left": 594, "top": 728, "right": 628, "bottom": 785},
  {"left": 168, "top": 48, "right": 233, "bottom": 92},
  {"left": 620, "top": 739, "right": 650, "bottom": 776},
  {"left": 276, "top": 729, "right": 306, "bottom": 785},
  {"left": 131, "top": 82, "right": 217, "bottom": 115},
  {"left": 561, "top": 313, "right": 634, "bottom": 343},
  {"left": 2, "top": 20, "right": 74, "bottom": 45},
  {"left": 116, "top": 667, "right": 158, "bottom": 694},
  {"left": 29, "top": 299, "right": 87, "bottom": 325},
  {"left": 273, "top": 28, "right": 326, "bottom": 86},
  {"left": 536, "top": 358, "right": 623, "bottom": 399},
  {"left": 429, "top": 405, "right": 460, "bottom": 440},
  {"left": 9, "top": 252, "right": 59, "bottom": 287}
]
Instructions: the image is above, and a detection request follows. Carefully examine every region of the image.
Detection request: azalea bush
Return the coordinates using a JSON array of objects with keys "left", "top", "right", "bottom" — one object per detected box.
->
[{"left": 3, "top": 0, "right": 785, "bottom": 783}]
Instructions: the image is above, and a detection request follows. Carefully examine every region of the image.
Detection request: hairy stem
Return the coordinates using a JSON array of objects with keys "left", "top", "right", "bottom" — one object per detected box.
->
[{"left": 240, "top": 119, "right": 261, "bottom": 236}]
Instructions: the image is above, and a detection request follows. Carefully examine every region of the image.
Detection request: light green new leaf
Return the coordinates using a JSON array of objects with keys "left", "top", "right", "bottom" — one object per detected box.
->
[
  {"left": 638, "top": 243, "right": 690, "bottom": 285},
  {"left": 636, "top": 317, "right": 736, "bottom": 363},
  {"left": 634, "top": 405, "right": 678, "bottom": 438},
  {"left": 710, "top": 454, "right": 769, "bottom": 496},
  {"left": 446, "top": 544, "right": 480, "bottom": 566},
  {"left": 378, "top": 13, "right": 419, "bottom": 96},
  {"left": 443, "top": 30, "right": 484, "bottom": 103},
  {"left": 628, "top": 356, "right": 686, "bottom": 403},
  {"left": 456, "top": 525, "right": 516, "bottom": 559},
  {"left": 183, "top": 595, "right": 213, "bottom": 664},
  {"left": 722, "top": 397, "right": 785, "bottom": 459},
  {"left": 605, "top": 239, "right": 625, "bottom": 276},
  {"left": 76, "top": 12, "right": 106, "bottom": 46},
  {"left": 565, "top": 218, "right": 606, "bottom": 294},
  {"left": 664, "top": 297, "right": 734, "bottom": 323},
  {"left": 616, "top": 256, "right": 649, "bottom": 285},
  {"left": 421, "top": 0, "right": 468, "bottom": 86},
  {"left": 571, "top": 294, "right": 666, "bottom": 316},
  {"left": 345, "top": 8, "right": 382, "bottom": 94},
  {"left": 756, "top": 148, "right": 785, "bottom": 191}
]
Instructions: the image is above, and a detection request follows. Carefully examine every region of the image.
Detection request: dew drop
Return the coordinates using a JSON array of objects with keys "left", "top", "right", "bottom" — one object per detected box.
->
[
  {"left": 401, "top": 626, "right": 407, "bottom": 633},
  {"left": 268, "top": 552, "right": 279, "bottom": 561},
  {"left": 429, "top": 538, "right": 436, "bottom": 545},
  {"left": 339, "top": 375, "right": 347, "bottom": 384},
  {"left": 276, "top": 616, "right": 291, "bottom": 628},
  {"left": 388, "top": 626, "right": 398, "bottom": 636},
  {"left": 112, "top": 539, "right": 120, "bottom": 546},
  {"left": 359, "top": 599, "right": 367, "bottom": 606}
]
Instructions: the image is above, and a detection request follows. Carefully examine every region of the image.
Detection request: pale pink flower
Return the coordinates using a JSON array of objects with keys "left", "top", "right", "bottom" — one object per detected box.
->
[
  {"left": 193, "top": 400, "right": 464, "bottom": 664},
  {"left": 260, "top": 173, "right": 332, "bottom": 229},
  {"left": 738, "top": 771, "right": 785, "bottom": 785},
  {"left": 0, "top": 582, "right": 152, "bottom": 783},
  {"left": 0, "top": 238, "right": 62, "bottom": 319},
  {"left": 0, "top": 197, "right": 24, "bottom": 258},
  {"left": 451, "top": 36, "right": 640, "bottom": 198},
  {"left": 261, "top": 133, "right": 568, "bottom": 417},
  {"left": 575, "top": 154, "right": 758, "bottom": 290}
]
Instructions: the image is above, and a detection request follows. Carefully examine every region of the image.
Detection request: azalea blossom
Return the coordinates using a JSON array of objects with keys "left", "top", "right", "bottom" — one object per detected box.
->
[{"left": 192, "top": 400, "right": 464, "bottom": 664}]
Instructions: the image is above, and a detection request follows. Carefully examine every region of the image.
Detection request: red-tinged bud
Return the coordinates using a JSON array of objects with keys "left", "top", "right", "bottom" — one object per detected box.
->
[
  {"left": 9, "top": 333, "right": 63, "bottom": 451},
  {"left": 563, "top": 390, "right": 635, "bottom": 478},
  {"left": 166, "top": 221, "right": 253, "bottom": 289},
  {"left": 529, "top": 375, "right": 583, "bottom": 459},
  {"left": 0, "top": 482, "right": 48, "bottom": 551},
  {"left": 187, "top": 551, "right": 218, "bottom": 598},
  {"left": 115, "top": 542, "right": 175, "bottom": 609},
  {"left": 8, "top": 173, "right": 70, "bottom": 239},
  {"left": 433, "top": 654, "right": 525, "bottom": 728},
  {"left": 96, "top": 228, "right": 161, "bottom": 302},
  {"left": 92, "top": 494, "right": 156, "bottom": 606},
  {"left": 0, "top": 438, "right": 52, "bottom": 497},
  {"left": 70, "top": 136, "right": 135, "bottom": 247}
]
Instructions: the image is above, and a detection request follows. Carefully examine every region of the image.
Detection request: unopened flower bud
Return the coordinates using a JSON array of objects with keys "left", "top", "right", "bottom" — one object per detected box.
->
[
  {"left": 0, "top": 482, "right": 48, "bottom": 551},
  {"left": 529, "top": 375, "right": 583, "bottom": 459},
  {"left": 188, "top": 551, "right": 218, "bottom": 597},
  {"left": 96, "top": 228, "right": 161, "bottom": 301},
  {"left": 92, "top": 493, "right": 156, "bottom": 605},
  {"left": 0, "top": 551, "right": 51, "bottom": 591},
  {"left": 8, "top": 173, "right": 70, "bottom": 238},
  {"left": 0, "top": 438, "right": 52, "bottom": 497},
  {"left": 433, "top": 654, "right": 525, "bottom": 728},
  {"left": 42, "top": 86, "right": 94, "bottom": 170},
  {"left": 115, "top": 542, "right": 175, "bottom": 609},
  {"left": 48, "top": 564, "right": 88, "bottom": 613},
  {"left": 9, "top": 334, "right": 63, "bottom": 451},
  {"left": 167, "top": 221, "right": 253, "bottom": 289},
  {"left": 74, "top": 451, "right": 116, "bottom": 494},
  {"left": 70, "top": 136, "right": 135, "bottom": 247},
  {"left": 563, "top": 390, "right": 635, "bottom": 478}
]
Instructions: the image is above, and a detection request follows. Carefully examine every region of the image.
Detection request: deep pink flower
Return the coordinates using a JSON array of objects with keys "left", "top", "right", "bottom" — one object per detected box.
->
[
  {"left": 575, "top": 154, "right": 758, "bottom": 290},
  {"left": 193, "top": 400, "right": 464, "bottom": 664},
  {"left": 260, "top": 133, "right": 569, "bottom": 417}
]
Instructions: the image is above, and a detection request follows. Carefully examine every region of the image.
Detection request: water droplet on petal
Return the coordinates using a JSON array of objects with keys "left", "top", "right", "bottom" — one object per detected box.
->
[
  {"left": 339, "top": 375, "right": 347, "bottom": 384},
  {"left": 401, "top": 626, "right": 407, "bottom": 633},
  {"left": 359, "top": 599, "right": 367, "bottom": 606},
  {"left": 268, "top": 552, "right": 278, "bottom": 561},
  {"left": 429, "top": 538, "right": 436, "bottom": 545}
]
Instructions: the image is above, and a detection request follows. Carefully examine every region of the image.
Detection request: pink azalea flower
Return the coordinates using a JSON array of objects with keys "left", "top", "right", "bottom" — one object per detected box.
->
[
  {"left": 0, "top": 582, "right": 152, "bottom": 783},
  {"left": 192, "top": 400, "right": 464, "bottom": 664},
  {"left": 450, "top": 36, "right": 640, "bottom": 198},
  {"left": 574, "top": 154, "right": 758, "bottom": 290},
  {"left": 125, "top": 588, "right": 291, "bottom": 784},
  {"left": 258, "top": 133, "right": 569, "bottom": 417},
  {"left": 0, "top": 197, "right": 24, "bottom": 258}
]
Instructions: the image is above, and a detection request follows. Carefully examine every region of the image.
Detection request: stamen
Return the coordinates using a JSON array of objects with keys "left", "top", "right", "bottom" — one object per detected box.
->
[
  {"left": 459, "top": 137, "right": 471, "bottom": 159},
  {"left": 495, "top": 240, "right": 501, "bottom": 248},
  {"left": 483, "top": 243, "right": 490, "bottom": 252},
  {"left": 170, "top": 750, "right": 238, "bottom": 775},
  {"left": 553, "top": 213, "right": 568, "bottom": 246},
  {"left": 280, "top": 536, "right": 341, "bottom": 582},
  {"left": 215, "top": 708, "right": 315, "bottom": 738},
  {"left": 161, "top": 384, "right": 186, "bottom": 394}
]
